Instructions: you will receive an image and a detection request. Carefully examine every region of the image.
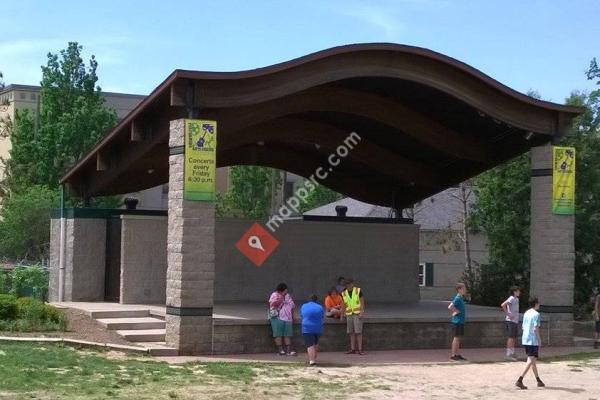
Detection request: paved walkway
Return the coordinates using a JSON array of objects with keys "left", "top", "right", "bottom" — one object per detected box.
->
[{"left": 155, "top": 346, "right": 600, "bottom": 365}]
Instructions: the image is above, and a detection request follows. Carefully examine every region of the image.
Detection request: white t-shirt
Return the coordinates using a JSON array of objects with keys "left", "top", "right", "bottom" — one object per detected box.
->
[{"left": 504, "top": 295, "right": 519, "bottom": 324}]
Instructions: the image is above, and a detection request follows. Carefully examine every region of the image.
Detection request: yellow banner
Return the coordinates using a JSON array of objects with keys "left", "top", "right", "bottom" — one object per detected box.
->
[
  {"left": 184, "top": 119, "right": 217, "bottom": 201},
  {"left": 552, "top": 146, "right": 575, "bottom": 215}
]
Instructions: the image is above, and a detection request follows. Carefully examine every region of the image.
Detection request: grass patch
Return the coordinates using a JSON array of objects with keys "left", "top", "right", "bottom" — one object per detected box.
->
[
  {"left": 541, "top": 352, "right": 600, "bottom": 363},
  {"left": 203, "top": 362, "right": 257, "bottom": 382}
]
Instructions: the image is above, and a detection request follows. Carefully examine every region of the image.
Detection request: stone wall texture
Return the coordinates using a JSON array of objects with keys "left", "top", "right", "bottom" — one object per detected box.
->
[
  {"left": 120, "top": 215, "right": 168, "bottom": 304},
  {"left": 166, "top": 118, "right": 215, "bottom": 355},
  {"left": 49, "top": 218, "right": 106, "bottom": 302},
  {"left": 215, "top": 218, "right": 420, "bottom": 304},
  {"left": 530, "top": 144, "right": 575, "bottom": 344}
]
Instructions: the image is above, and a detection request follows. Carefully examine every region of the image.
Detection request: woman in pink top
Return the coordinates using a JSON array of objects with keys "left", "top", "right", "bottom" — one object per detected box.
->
[{"left": 268, "top": 282, "right": 297, "bottom": 355}]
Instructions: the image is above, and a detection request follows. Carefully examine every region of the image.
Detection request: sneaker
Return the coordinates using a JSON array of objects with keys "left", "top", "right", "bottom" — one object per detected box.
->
[
  {"left": 450, "top": 355, "right": 462, "bottom": 361},
  {"left": 345, "top": 349, "right": 356, "bottom": 354},
  {"left": 286, "top": 351, "right": 297, "bottom": 356},
  {"left": 505, "top": 356, "right": 518, "bottom": 362},
  {"left": 457, "top": 355, "right": 468, "bottom": 361},
  {"left": 308, "top": 361, "right": 316, "bottom": 366},
  {"left": 357, "top": 350, "right": 365, "bottom": 355},
  {"left": 536, "top": 379, "right": 545, "bottom": 388},
  {"left": 515, "top": 380, "right": 527, "bottom": 390},
  {"left": 278, "top": 350, "right": 286, "bottom": 356}
]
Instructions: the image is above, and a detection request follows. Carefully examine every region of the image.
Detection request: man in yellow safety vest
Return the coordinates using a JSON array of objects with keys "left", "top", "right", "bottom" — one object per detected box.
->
[{"left": 340, "top": 278, "right": 365, "bottom": 355}]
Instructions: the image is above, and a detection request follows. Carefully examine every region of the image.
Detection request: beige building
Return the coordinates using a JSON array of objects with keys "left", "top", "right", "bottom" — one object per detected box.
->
[{"left": 0, "top": 84, "right": 146, "bottom": 180}]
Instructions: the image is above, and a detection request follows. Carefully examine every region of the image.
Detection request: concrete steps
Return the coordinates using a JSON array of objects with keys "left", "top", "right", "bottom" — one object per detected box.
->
[
  {"left": 84, "top": 307, "right": 176, "bottom": 355},
  {"left": 89, "top": 309, "right": 150, "bottom": 319},
  {"left": 116, "top": 329, "right": 166, "bottom": 342},
  {"left": 97, "top": 317, "right": 166, "bottom": 331}
]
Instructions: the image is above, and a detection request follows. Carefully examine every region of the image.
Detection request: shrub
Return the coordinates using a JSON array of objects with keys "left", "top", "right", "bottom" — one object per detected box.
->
[
  {"left": 0, "top": 294, "right": 18, "bottom": 320},
  {"left": 0, "top": 296, "right": 66, "bottom": 331},
  {"left": 9, "top": 266, "right": 49, "bottom": 301}
]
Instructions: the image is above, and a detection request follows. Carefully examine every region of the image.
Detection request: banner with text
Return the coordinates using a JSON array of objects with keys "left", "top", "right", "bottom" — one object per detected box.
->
[
  {"left": 184, "top": 119, "right": 217, "bottom": 201},
  {"left": 552, "top": 146, "right": 576, "bottom": 215}
]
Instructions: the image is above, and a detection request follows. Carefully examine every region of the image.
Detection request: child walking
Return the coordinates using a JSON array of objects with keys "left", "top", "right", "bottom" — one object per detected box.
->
[
  {"left": 501, "top": 286, "right": 521, "bottom": 361},
  {"left": 515, "top": 297, "right": 545, "bottom": 390}
]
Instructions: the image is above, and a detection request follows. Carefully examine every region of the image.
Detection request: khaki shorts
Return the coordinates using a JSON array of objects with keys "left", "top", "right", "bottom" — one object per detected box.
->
[{"left": 346, "top": 314, "right": 363, "bottom": 334}]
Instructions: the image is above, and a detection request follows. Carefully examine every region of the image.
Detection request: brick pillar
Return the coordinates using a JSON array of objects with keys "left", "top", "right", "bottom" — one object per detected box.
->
[
  {"left": 165, "top": 119, "right": 215, "bottom": 355},
  {"left": 530, "top": 143, "right": 574, "bottom": 345}
]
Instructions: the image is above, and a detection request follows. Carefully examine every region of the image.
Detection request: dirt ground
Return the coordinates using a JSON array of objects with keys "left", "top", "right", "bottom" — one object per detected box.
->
[{"left": 0, "top": 307, "right": 132, "bottom": 345}]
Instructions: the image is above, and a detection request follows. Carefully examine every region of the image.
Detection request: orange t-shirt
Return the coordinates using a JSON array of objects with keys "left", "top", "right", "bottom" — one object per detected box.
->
[{"left": 325, "top": 294, "right": 342, "bottom": 310}]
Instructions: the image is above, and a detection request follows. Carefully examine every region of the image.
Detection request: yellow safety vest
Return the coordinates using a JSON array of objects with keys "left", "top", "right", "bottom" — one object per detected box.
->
[{"left": 342, "top": 287, "right": 362, "bottom": 315}]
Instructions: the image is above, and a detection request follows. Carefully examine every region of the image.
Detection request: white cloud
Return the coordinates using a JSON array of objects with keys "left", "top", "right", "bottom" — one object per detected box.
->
[{"left": 340, "top": 3, "right": 405, "bottom": 40}]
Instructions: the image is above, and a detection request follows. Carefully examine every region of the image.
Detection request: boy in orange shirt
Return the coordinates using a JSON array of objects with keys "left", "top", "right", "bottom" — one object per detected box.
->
[{"left": 325, "top": 287, "right": 343, "bottom": 318}]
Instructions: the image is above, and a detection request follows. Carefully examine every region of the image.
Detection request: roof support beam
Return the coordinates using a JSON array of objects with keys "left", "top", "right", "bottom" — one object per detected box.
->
[
  {"left": 207, "top": 86, "right": 489, "bottom": 162},
  {"left": 220, "top": 117, "right": 440, "bottom": 188}
]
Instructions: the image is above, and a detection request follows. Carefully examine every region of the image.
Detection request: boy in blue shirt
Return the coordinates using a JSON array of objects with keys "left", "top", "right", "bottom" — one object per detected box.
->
[
  {"left": 448, "top": 282, "right": 467, "bottom": 361},
  {"left": 516, "top": 297, "right": 545, "bottom": 389},
  {"left": 300, "top": 294, "right": 324, "bottom": 366}
]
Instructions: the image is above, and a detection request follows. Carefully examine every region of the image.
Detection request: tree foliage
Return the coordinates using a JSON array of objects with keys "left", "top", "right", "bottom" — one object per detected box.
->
[
  {"left": 298, "top": 183, "right": 343, "bottom": 213},
  {"left": 0, "top": 185, "right": 58, "bottom": 261},
  {"left": 216, "top": 166, "right": 275, "bottom": 219},
  {"left": 0, "top": 42, "right": 117, "bottom": 261},
  {"left": 469, "top": 61, "right": 600, "bottom": 313},
  {"left": 1, "top": 42, "right": 116, "bottom": 192}
]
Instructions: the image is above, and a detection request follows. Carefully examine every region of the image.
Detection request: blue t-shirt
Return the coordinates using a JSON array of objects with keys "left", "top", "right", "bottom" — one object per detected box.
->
[
  {"left": 451, "top": 294, "right": 466, "bottom": 325},
  {"left": 300, "top": 301, "right": 324, "bottom": 335},
  {"left": 522, "top": 308, "right": 541, "bottom": 346}
]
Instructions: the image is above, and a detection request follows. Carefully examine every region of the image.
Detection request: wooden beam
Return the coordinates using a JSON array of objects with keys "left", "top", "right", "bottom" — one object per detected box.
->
[
  {"left": 219, "top": 117, "right": 440, "bottom": 188},
  {"left": 170, "top": 79, "right": 201, "bottom": 108},
  {"left": 86, "top": 125, "right": 168, "bottom": 196},
  {"left": 96, "top": 152, "right": 108, "bottom": 171},
  {"left": 210, "top": 86, "right": 490, "bottom": 162}
]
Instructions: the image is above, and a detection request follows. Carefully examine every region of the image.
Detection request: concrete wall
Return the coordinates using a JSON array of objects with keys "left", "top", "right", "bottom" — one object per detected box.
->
[
  {"left": 48, "top": 218, "right": 106, "bottom": 302},
  {"left": 212, "top": 319, "right": 505, "bottom": 354},
  {"left": 419, "top": 230, "right": 489, "bottom": 300},
  {"left": 120, "top": 215, "right": 168, "bottom": 304},
  {"left": 215, "top": 218, "right": 420, "bottom": 303}
]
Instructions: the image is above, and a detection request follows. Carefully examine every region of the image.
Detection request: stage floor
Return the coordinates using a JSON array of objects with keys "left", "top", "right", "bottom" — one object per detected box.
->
[{"left": 55, "top": 300, "right": 504, "bottom": 324}]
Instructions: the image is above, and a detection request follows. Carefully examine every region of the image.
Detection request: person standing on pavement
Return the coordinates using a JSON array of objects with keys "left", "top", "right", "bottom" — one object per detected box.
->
[
  {"left": 501, "top": 286, "right": 521, "bottom": 360},
  {"left": 268, "top": 283, "right": 297, "bottom": 356},
  {"left": 448, "top": 282, "right": 467, "bottom": 361},
  {"left": 340, "top": 278, "right": 365, "bottom": 355},
  {"left": 300, "top": 294, "right": 324, "bottom": 366}
]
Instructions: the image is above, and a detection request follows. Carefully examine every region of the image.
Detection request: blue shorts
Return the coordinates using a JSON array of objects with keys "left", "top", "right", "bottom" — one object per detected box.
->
[
  {"left": 270, "top": 318, "right": 293, "bottom": 337},
  {"left": 524, "top": 345, "right": 539, "bottom": 358},
  {"left": 303, "top": 333, "right": 320, "bottom": 347}
]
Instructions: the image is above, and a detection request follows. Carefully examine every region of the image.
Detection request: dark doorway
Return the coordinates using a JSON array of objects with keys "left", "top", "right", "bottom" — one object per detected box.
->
[{"left": 104, "top": 217, "right": 121, "bottom": 302}]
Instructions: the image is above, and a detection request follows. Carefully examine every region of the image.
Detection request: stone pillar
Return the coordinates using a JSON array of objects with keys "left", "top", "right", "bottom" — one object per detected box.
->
[
  {"left": 530, "top": 143, "right": 574, "bottom": 345},
  {"left": 165, "top": 119, "right": 215, "bottom": 355},
  {"left": 48, "top": 216, "right": 106, "bottom": 302}
]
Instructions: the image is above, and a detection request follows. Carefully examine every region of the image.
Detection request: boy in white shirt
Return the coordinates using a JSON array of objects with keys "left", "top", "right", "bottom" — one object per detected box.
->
[
  {"left": 516, "top": 297, "right": 545, "bottom": 390},
  {"left": 501, "top": 286, "right": 521, "bottom": 360}
]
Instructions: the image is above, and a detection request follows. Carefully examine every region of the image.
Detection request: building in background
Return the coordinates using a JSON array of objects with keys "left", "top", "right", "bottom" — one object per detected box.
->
[
  {"left": 304, "top": 187, "right": 489, "bottom": 300},
  {"left": 0, "top": 83, "right": 146, "bottom": 177}
]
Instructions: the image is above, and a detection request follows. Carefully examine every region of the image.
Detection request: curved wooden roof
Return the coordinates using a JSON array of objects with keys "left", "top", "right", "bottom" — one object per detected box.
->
[{"left": 61, "top": 43, "right": 584, "bottom": 208}]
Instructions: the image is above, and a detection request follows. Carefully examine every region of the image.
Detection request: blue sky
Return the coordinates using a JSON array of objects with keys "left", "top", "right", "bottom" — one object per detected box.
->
[{"left": 1, "top": 0, "right": 598, "bottom": 103}]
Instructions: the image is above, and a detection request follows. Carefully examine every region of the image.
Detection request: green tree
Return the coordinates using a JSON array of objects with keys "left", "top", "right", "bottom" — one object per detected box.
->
[
  {"left": 216, "top": 166, "right": 274, "bottom": 219},
  {"left": 0, "top": 186, "right": 58, "bottom": 261},
  {"left": 0, "top": 43, "right": 118, "bottom": 261},
  {"left": 2, "top": 42, "right": 117, "bottom": 192},
  {"left": 469, "top": 61, "right": 600, "bottom": 313},
  {"left": 298, "top": 183, "right": 342, "bottom": 213}
]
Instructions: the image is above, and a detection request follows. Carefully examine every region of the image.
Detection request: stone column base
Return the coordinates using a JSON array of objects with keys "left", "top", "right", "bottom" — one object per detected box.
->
[
  {"left": 545, "top": 312, "right": 574, "bottom": 346},
  {"left": 166, "top": 315, "right": 213, "bottom": 355}
]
